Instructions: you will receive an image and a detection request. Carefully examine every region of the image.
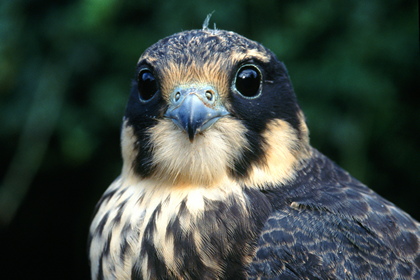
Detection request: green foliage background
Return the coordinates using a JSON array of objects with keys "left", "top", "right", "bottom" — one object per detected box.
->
[{"left": 0, "top": 0, "right": 418, "bottom": 279}]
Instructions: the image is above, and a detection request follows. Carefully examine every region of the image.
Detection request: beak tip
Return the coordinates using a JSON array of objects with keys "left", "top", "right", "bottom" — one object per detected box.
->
[{"left": 188, "top": 128, "right": 196, "bottom": 142}]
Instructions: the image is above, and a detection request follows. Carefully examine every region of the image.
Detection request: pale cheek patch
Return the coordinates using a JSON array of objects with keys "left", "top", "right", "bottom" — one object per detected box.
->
[
  {"left": 148, "top": 117, "right": 248, "bottom": 186},
  {"left": 121, "top": 119, "right": 138, "bottom": 181},
  {"left": 245, "top": 119, "right": 310, "bottom": 188}
]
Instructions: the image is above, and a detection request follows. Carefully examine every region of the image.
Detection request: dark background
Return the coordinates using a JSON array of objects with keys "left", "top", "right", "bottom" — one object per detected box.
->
[{"left": 0, "top": 1, "right": 418, "bottom": 279}]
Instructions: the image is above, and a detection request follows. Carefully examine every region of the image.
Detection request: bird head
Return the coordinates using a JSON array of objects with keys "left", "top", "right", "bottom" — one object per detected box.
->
[{"left": 121, "top": 29, "right": 310, "bottom": 187}]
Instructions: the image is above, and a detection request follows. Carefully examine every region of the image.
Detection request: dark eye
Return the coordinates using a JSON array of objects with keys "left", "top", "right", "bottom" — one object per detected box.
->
[
  {"left": 137, "top": 69, "right": 158, "bottom": 101},
  {"left": 234, "top": 65, "right": 262, "bottom": 98}
]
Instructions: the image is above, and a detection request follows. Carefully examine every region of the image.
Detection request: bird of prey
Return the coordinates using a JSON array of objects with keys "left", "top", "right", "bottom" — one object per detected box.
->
[{"left": 88, "top": 26, "right": 420, "bottom": 279}]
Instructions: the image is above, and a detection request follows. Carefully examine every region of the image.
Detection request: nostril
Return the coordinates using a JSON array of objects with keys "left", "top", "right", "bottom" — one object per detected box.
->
[
  {"left": 175, "top": 92, "right": 181, "bottom": 102},
  {"left": 205, "top": 90, "right": 214, "bottom": 102}
]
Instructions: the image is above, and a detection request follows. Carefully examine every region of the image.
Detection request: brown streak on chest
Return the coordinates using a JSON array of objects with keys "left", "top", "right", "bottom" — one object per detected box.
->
[{"left": 90, "top": 178, "right": 265, "bottom": 279}]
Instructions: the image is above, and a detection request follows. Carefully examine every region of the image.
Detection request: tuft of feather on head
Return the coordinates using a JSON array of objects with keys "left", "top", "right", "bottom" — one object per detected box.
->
[{"left": 202, "top": 12, "right": 218, "bottom": 33}]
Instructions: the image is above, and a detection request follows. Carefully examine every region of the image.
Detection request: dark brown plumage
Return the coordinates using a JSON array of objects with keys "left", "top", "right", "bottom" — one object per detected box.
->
[{"left": 88, "top": 27, "right": 420, "bottom": 279}]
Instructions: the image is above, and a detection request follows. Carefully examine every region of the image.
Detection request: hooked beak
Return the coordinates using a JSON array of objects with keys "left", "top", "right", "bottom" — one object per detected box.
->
[{"left": 164, "top": 85, "right": 229, "bottom": 141}]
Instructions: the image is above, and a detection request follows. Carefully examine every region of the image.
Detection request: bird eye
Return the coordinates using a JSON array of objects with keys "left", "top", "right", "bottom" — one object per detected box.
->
[
  {"left": 234, "top": 65, "right": 262, "bottom": 98},
  {"left": 137, "top": 69, "right": 158, "bottom": 101}
]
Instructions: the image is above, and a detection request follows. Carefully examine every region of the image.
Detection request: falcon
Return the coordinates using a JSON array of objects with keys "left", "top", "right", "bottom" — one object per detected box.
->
[{"left": 88, "top": 26, "right": 420, "bottom": 279}]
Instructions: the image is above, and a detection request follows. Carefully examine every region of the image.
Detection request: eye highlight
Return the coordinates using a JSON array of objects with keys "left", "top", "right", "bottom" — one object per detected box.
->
[
  {"left": 234, "top": 64, "right": 262, "bottom": 98},
  {"left": 137, "top": 69, "right": 158, "bottom": 101}
]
